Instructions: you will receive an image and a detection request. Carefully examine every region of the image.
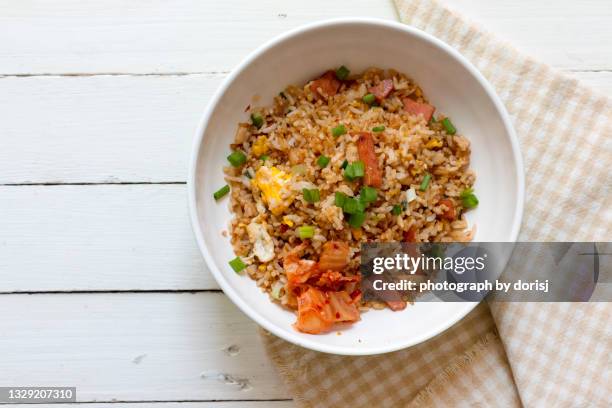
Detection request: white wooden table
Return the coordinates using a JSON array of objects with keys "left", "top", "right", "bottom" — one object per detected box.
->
[{"left": 1, "top": 1, "right": 609, "bottom": 406}]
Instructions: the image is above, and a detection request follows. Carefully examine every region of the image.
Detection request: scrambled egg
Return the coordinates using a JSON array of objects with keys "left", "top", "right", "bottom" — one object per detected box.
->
[
  {"left": 425, "top": 138, "right": 443, "bottom": 149},
  {"left": 246, "top": 221, "right": 275, "bottom": 262},
  {"left": 251, "top": 136, "right": 269, "bottom": 157},
  {"left": 411, "top": 160, "right": 426, "bottom": 176},
  {"left": 252, "top": 166, "right": 294, "bottom": 215}
]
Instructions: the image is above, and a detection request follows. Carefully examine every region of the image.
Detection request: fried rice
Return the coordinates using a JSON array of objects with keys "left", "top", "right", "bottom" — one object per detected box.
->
[{"left": 218, "top": 67, "right": 477, "bottom": 334}]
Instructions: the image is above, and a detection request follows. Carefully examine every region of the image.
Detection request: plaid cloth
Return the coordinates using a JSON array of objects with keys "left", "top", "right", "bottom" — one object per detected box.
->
[
  {"left": 262, "top": 303, "right": 521, "bottom": 407},
  {"left": 260, "top": 0, "right": 612, "bottom": 406}
]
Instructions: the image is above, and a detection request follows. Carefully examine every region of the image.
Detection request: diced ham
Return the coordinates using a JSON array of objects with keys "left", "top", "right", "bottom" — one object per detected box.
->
[
  {"left": 402, "top": 98, "right": 435, "bottom": 122},
  {"left": 356, "top": 132, "right": 383, "bottom": 187},
  {"left": 362, "top": 274, "right": 407, "bottom": 312},
  {"left": 309, "top": 71, "right": 341, "bottom": 100},
  {"left": 438, "top": 198, "right": 456, "bottom": 220},
  {"left": 369, "top": 79, "right": 394, "bottom": 101},
  {"left": 386, "top": 300, "right": 407, "bottom": 311},
  {"left": 382, "top": 278, "right": 408, "bottom": 311},
  {"left": 403, "top": 227, "right": 417, "bottom": 243},
  {"left": 319, "top": 241, "right": 350, "bottom": 272}
]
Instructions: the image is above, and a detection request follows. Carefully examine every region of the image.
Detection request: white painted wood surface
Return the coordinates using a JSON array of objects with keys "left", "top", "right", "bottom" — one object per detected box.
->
[
  {"left": 0, "top": 74, "right": 222, "bottom": 184},
  {"left": 0, "top": 293, "right": 290, "bottom": 401},
  {"left": 0, "top": 184, "right": 215, "bottom": 292},
  {"left": 1, "top": 0, "right": 610, "bottom": 74},
  {"left": 1, "top": 0, "right": 609, "bottom": 406},
  {"left": 0, "top": 0, "right": 397, "bottom": 75},
  {"left": 1, "top": 71, "right": 610, "bottom": 185}
]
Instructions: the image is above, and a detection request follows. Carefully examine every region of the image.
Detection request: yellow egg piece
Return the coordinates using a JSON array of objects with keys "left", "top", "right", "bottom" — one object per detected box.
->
[
  {"left": 251, "top": 136, "right": 269, "bottom": 157},
  {"left": 425, "top": 138, "right": 443, "bottom": 149},
  {"left": 253, "top": 166, "right": 294, "bottom": 215}
]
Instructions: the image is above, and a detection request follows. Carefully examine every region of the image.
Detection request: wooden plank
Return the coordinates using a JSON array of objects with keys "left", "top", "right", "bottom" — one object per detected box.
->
[
  {"left": 0, "top": 0, "right": 397, "bottom": 75},
  {"left": 0, "top": 184, "right": 216, "bottom": 292},
  {"left": 1, "top": 71, "right": 610, "bottom": 185},
  {"left": 1, "top": 0, "right": 610, "bottom": 74},
  {"left": 0, "top": 292, "right": 291, "bottom": 402},
  {"left": 0, "top": 74, "right": 222, "bottom": 184}
]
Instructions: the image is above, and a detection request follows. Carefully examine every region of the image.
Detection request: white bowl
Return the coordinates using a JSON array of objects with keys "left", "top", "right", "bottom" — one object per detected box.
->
[{"left": 188, "top": 18, "right": 524, "bottom": 355}]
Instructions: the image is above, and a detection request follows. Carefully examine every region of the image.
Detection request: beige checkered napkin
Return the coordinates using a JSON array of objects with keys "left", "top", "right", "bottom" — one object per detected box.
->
[
  {"left": 489, "top": 303, "right": 610, "bottom": 406},
  {"left": 261, "top": 303, "right": 514, "bottom": 407},
  {"left": 394, "top": 0, "right": 611, "bottom": 406},
  {"left": 261, "top": 0, "right": 612, "bottom": 406},
  {"left": 405, "top": 332, "right": 520, "bottom": 408}
]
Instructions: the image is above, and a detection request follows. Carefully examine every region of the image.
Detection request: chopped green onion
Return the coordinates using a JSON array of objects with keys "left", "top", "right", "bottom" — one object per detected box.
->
[
  {"left": 260, "top": 154, "right": 269, "bottom": 162},
  {"left": 344, "top": 165, "right": 356, "bottom": 180},
  {"left": 227, "top": 150, "right": 247, "bottom": 167},
  {"left": 462, "top": 194, "right": 479, "bottom": 208},
  {"left": 342, "top": 197, "right": 365, "bottom": 214},
  {"left": 352, "top": 161, "right": 365, "bottom": 177},
  {"left": 460, "top": 188, "right": 479, "bottom": 208},
  {"left": 441, "top": 117, "right": 456, "bottom": 135},
  {"left": 427, "top": 244, "right": 445, "bottom": 259},
  {"left": 244, "top": 168, "right": 254, "bottom": 179},
  {"left": 362, "top": 93, "right": 376, "bottom": 105},
  {"left": 214, "top": 185, "right": 230, "bottom": 200},
  {"left": 345, "top": 160, "right": 365, "bottom": 180},
  {"left": 332, "top": 124, "right": 347, "bottom": 138},
  {"left": 372, "top": 126, "right": 385, "bottom": 132},
  {"left": 229, "top": 256, "right": 246, "bottom": 273},
  {"left": 297, "top": 225, "right": 315, "bottom": 239},
  {"left": 460, "top": 187, "right": 474, "bottom": 196},
  {"left": 430, "top": 116, "right": 437, "bottom": 124},
  {"left": 335, "top": 191, "right": 347, "bottom": 207},
  {"left": 391, "top": 204, "right": 402, "bottom": 215},
  {"left": 340, "top": 159, "right": 348, "bottom": 169},
  {"left": 317, "top": 155, "right": 330, "bottom": 168},
  {"left": 348, "top": 212, "right": 366, "bottom": 228},
  {"left": 251, "top": 113, "right": 264, "bottom": 129},
  {"left": 419, "top": 173, "right": 432, "bottom": 191},
  {"left": 291, "top": 164, "right": 307, "bottom": 175},
  {"left": 335, "top": 65, "right": 350, "bottom": 80},
  {"left": 359, "top": 186, "right": 377, "bottom": 203},
  {"left": 302, "top": 188, "right": 320, "bottom": 203}
]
